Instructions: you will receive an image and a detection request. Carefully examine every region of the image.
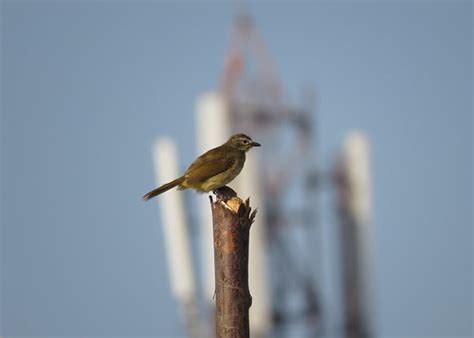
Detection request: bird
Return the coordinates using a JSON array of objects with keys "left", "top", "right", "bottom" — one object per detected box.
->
[{"left": 143, "top": 133, "right": 261, "bottom": 201}]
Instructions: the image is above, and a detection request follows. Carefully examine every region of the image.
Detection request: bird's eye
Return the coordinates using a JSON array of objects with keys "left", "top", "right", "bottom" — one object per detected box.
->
[{"left": 243, "top": 139, "right": 249, "bottom": 144}]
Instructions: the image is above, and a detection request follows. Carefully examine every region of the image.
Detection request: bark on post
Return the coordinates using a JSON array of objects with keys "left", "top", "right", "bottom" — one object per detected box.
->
[{"left": 211, "top": 187, "right": 257, "bottom": 338}]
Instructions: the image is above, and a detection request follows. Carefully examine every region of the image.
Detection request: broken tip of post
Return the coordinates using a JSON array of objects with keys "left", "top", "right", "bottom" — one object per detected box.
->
[
  {"left": 210, "top": 186, "right": 248, "bottom": 214},
  {"left": 224, "top": 196, "right": 243, "bottom": 214}
]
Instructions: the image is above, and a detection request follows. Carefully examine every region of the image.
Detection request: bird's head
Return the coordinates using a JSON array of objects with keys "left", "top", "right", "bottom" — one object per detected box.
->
[{"left": 226, "top": 133, "right": 261, "bottom": 152}]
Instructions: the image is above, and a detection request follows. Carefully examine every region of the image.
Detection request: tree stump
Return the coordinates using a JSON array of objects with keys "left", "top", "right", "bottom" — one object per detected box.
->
[{"left": 211, "top": 186, "right": 257, "bottom": 338}]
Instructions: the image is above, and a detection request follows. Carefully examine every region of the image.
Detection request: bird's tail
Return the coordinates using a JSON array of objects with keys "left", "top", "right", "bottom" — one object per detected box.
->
[{"left": 142, "top": 176, "right": 185, "bottom": 201}]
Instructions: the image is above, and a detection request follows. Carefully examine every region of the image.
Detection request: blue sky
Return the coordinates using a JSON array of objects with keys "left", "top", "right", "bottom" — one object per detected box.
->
[{"left": 1, "top": 1, "right": 472, "bottom": 337}]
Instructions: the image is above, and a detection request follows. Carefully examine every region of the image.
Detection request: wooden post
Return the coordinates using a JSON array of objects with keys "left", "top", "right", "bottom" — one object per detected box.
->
[{"left": 211, "top": 187, "right": 257, "bottom": 338}]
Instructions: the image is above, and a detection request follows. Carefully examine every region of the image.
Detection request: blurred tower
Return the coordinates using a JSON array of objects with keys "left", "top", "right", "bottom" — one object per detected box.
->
[
  {"left": 152, "top": 138, "right": 202, "bottom": 338},
  {"left": 334, "top": 131, "right": 374, "bottom": 338},
  {"left": 209, "top": 10, "right": 323, "bottom": 337},
  {"left": 196, "top": 92, "right": 232, "bottom": 306}
]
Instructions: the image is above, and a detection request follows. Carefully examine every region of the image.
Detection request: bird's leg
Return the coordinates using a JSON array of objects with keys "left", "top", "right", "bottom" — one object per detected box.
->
[{"left": 212, "top": 186, "right": 237, "bottom": 202}]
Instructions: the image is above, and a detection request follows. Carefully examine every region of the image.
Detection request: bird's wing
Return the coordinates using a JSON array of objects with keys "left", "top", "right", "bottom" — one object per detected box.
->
[{"left": 184, "top": 146, "right": 235, "bottom": 185}]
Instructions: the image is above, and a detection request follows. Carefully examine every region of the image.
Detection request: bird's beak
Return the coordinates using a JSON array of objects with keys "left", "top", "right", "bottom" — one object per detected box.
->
[{"left": 251, "top": 141, "right": 261, "bottom": 147}]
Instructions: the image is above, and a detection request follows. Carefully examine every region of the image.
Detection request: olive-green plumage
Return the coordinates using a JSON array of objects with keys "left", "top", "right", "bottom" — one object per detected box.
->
[{"left": 143, "top": 133, "right": 261, "bottom": 201}]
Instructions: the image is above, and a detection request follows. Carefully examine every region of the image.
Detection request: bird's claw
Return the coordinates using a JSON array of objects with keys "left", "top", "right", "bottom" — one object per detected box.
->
[{"left": 212, "top": 186, "right": 237, "bottom": 202}]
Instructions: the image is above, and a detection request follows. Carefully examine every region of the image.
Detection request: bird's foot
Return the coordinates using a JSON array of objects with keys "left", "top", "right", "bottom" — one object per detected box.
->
[{"left": 212, "top": 186, "right": 237, "bottom": 202}]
